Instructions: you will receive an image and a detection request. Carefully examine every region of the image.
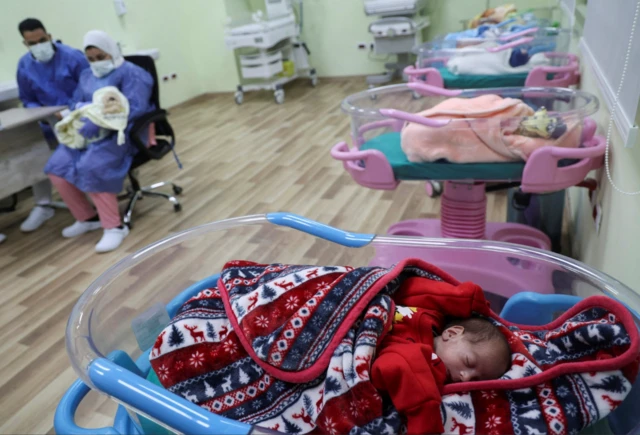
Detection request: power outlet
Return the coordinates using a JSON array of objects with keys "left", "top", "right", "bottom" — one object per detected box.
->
[
  {"left": 171, "top": 72, "right": 178, "bottom": 79},
  {"left": 357, "top": 42, "right": 368, "bottom": 50},
  {"left": 162, "top": 75, "right": 170, "bottom": 82}
]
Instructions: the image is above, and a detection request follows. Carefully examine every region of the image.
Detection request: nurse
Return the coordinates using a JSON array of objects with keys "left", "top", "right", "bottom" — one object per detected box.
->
[
  {"left": 44, "top": 30, "right": 154, "bottom": 253},
  {"left": 14, "top": 18, "right": 89, "bottom": 235}
]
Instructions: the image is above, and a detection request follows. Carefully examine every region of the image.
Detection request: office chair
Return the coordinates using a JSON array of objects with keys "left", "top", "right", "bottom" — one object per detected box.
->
[{"left": 120, "top": 55, "right": 182, "bottom": 228}]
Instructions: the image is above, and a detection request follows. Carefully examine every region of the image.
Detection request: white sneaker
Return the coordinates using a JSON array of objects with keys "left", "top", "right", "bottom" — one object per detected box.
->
[
  {"left": 95, "top": 226, "right": 130, "bottom": 253},
  {"left": 20, "top": 206, "right": 55, "bottom": 232},
  {"left": 0, "top": 233, "right": 6, "bottom": 244},
  {"left": 62, "top": 220, "right": 102, "bottom": 238}
]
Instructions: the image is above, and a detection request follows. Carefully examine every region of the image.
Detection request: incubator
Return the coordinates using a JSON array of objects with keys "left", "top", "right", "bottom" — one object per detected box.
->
[
  {"left": 224, "top": 0, "right": 317, "bottom": 104},
  {"left": 406, "top": 28, "right": 579, "bottom": 90},
  {"left": 459, "top": 5, "right": 560, "bottom": 31},
  {"left": 364, "top": 0, "right": 431, "bottom": 87},
  {"left": 55, "top": 213, "right": 640, "bottom": 434},
  {"left": 331, "top": 84, "right": 603, "bottom": 262}
]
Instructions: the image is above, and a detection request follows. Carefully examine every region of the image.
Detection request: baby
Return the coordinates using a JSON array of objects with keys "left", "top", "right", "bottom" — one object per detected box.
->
[
  {"left": 435, "top": 317, "right": 511, "bottom": 383},
  {"left": 371, "top": 277, "right": 511, "bottom": 434}
]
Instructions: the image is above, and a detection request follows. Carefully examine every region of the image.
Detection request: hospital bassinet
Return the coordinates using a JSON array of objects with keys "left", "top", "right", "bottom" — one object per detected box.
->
[
  {"left": 460, "top": 5, "right": 559, "bottom": 31},
  {"left": 331, "top": 84, "right": 603, "bottom": 265},
  {"left": 55, "top": 213, "right": 640, "bottom": 434},
  {"left": 405, "top": 28, "right": 578, "bottom": 89}
]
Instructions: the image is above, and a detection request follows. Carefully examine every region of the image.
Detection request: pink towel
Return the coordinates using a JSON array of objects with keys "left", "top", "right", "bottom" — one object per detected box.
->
[{"left": 401, "top": 94, "right": 582, "bottom": 163}]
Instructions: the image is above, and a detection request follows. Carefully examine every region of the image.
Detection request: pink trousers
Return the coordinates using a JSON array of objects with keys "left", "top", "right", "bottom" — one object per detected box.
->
[{"left": 49, "top": 175, "right": 121, "bottom": 229}]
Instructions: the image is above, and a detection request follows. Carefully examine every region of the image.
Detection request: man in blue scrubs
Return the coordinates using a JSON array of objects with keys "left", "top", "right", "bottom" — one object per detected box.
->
[{"left": 14, "top": 18, "right": 89, "bottom": 236}]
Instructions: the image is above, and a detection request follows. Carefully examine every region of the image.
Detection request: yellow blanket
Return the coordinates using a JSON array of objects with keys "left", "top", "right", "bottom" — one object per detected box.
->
[{"left": 55, "top": 86, "right": 129, "bottom": 149}]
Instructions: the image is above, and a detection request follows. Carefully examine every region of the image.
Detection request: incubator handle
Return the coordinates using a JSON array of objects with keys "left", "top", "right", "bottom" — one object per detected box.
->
[
  {"left": 88, "top": 358, "right": 254, "bottom": 435},
  {"left": 407, "top": 82, "right": 462, "bottom": 97},
  {"left": 330, "top": 141, "right": 399, "bottom": 191},
  {"left": 54, "top": 379, "right": 121, "bottom": 435},
  {"left": 379, "top": 108, "right": 451, "bottom": 127},
  {"left": 499, "top": 27, "right": 539, "bottom": 42},
  {"left": 550, "top": 138, "right": 606, "bottom": 159},
  {"left": 487, "top": 37, "right": 535, "bottom": 52},
  {"left": 267, "top": 212, "right": 374, "bottom": 247},
  {"left": 500, "top": 292, "right": 581, "bottom": 325}
]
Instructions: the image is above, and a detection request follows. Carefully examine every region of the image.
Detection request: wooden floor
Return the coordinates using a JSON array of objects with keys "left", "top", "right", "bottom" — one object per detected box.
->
[{"left": 0, "top": 77, "right": 508, "bottom": 434}]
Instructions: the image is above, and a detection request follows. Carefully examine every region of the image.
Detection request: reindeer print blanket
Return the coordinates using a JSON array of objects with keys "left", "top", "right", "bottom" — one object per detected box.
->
[{"left": 149, "top": 260, "right": 639, "bottom": 435}]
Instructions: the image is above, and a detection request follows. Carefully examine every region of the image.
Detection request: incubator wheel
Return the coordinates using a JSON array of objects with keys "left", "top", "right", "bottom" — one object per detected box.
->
[
  {"left": 425, "top": 181, "right": 443, "bottom": 198},
  {"left": 234, "top": 91, "right": 244, "bottom": 105},
  {"left": 172, "top": 185, "right": 183, "bottom": 195},
  {"left": 274, "top": 89, "right": 285, "bottom": 104},
  {"left": 311, "top": 75, "right": 318, "bottom": 87},
  {"left": 174, "top": 203, "right": 182, "bottom": 212}
]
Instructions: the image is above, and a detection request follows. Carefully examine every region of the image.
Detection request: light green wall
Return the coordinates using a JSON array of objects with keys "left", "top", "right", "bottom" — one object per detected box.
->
[
  {"left": 567, "top": 82, "right": 640, "bottom": 293},
  {"left": 556, "top": 5, "right": 640, "bottom": 293},
  {"left": 567, "top": 64, "right": 640, "bottom": 293},
  {"left": 300, "top": 0, "right": 392, "bottom": 77}
]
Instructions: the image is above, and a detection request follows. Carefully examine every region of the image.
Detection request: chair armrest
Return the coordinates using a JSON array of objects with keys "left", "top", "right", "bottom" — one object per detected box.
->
[{"left": 130, "top": 109, "right": 174, "bottom": 160}]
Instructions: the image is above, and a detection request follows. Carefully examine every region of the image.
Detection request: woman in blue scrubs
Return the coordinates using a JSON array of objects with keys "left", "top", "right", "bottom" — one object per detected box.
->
[{"left": 45, "top": 30, "right": 154, "bottom": 253}]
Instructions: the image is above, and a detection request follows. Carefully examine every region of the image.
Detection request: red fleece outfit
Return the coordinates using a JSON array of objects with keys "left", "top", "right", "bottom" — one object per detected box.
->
[{"left": 371, "top": 277, "right": 490, "bottom": 435}]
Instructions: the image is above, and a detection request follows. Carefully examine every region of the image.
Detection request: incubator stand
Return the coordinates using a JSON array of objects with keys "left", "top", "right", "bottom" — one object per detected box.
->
[
  {"left": 224, "top": 0, "right": 317, "bottom": 105},
  {"left": 406, "top": 28, "right": 579, "bottom": 89},
  {"left": 331, "top": 84, "right": 603, "bottom": 268},
  {"left": 364, "top": 0, "right": 431, "bottom": 87},
  {"left": 55, "top": 213, "right": 640, "bottom": 434}
]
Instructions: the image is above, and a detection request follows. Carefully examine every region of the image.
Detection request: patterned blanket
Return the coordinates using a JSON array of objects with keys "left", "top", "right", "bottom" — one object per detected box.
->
[{"left": 149, "top": 260, "right": 639, "bottom": 435}]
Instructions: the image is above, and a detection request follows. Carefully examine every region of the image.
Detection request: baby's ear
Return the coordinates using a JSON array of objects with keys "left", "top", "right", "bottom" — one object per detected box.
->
[{"left": 442, "top": 325, "right": 464, "bottom": 340}]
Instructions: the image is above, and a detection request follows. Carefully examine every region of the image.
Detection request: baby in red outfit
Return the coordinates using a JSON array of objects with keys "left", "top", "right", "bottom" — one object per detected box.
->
[{"left": 371, "top": 276, "right": 511, "bottom": 434}]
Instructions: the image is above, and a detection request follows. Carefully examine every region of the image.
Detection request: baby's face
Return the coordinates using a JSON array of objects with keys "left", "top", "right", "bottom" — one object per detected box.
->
[{"left": 435, "top": 326, "right": 507, "bottom": 383}]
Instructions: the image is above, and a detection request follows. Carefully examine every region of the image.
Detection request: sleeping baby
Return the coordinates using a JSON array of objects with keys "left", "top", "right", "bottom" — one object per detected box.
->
[
  {"left": 401, "top": 94, "right": 581, "bottom": 164},
  {"left": 150, "top": 261, "right": 512, "bottom": 435},
  {"left": 372, "top": 276, "right": 511, "bottom": 434}
]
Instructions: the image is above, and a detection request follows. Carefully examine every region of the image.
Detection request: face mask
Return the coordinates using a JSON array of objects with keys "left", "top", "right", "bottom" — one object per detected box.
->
[
  {"left": 29, "top": 41, "right": 55, "bottom": 63},
  {"left": 90, "top": 59, "right": 116, "bottom": 78}
]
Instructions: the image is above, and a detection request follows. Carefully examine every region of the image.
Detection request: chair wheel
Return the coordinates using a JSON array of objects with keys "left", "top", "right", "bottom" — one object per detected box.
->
[
  {"left": 425, "top": 181, "right": 443, "bottom": 198},
  {"left": 235, "top": 91, "right": 244, "bottom": 105},
  {"left": 173, "top": 185, "right": 183, "bottom": 195},
  {"left": 274, "top": 89, "right": 285, "bottom": 104},
  {"left": 174, "top": 203, "right": 182, "bottom": 212}
]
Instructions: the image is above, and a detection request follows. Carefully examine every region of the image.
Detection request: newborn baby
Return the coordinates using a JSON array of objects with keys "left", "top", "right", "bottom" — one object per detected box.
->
[
  {"left": 435, "top": 317, "right": 511, "bottom": 383},
  {"left": 371, "top": 277, "right": 511, "bottom": 434}
]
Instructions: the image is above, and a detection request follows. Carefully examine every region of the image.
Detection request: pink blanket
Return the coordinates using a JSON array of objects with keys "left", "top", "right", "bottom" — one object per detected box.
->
[{"left": 401, "top": 94, "right": 582, "bottom": 163}]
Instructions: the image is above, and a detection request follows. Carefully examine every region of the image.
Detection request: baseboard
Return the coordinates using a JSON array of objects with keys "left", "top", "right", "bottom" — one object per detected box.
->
[{"left": 167, "top": 75, "right": 372, "bottom": 107}]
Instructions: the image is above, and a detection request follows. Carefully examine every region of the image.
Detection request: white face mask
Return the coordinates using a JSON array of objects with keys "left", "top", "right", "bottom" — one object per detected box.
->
[
  {"left": 90, "top": 59, "right": 116, "bottom": 78},
  {"left": 29, "top": 41, "right": 55, "bottom": 63}
]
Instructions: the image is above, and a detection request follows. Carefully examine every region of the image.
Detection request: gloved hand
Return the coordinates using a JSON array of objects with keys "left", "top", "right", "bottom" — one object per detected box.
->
[{"left": 78, "top": 118, "right": 101, "bottom": 139}]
